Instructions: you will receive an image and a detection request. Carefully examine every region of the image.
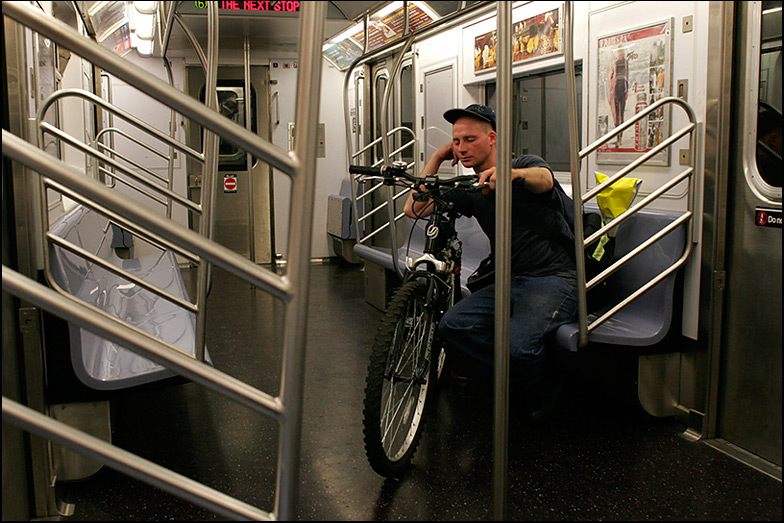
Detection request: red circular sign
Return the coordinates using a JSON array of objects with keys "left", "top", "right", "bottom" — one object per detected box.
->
[{"left": 224, "top": 176, "right": 237, "bottom": 192}]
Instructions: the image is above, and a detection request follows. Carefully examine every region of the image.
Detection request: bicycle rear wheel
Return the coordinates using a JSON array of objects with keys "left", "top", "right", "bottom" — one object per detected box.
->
[{"left": 363, "top": 280, "right": 437, "bottom": 477}]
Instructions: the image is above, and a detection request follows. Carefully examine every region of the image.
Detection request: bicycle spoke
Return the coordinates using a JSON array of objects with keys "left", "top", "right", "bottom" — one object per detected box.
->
[
  {"left": 379, "top": 297, "right": 433, "bottom": 458},
  {"left": 364, "top": 279, "right": 442, "bottom": 475}
]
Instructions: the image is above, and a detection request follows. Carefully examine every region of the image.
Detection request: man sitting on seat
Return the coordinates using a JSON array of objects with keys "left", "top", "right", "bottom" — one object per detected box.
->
[{"left": 404, "top": 104, "right": 577, "bottom": 421}]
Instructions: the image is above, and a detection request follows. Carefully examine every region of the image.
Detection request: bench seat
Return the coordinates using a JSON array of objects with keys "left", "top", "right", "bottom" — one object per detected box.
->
[
  {"left": 353, "top": 215, "right": 490, "bottom": 296},
  {"left": 353, "top": 207, "right": 687, "bottom": 352},
  {"left": 554, "top": 208, "right": 687, "bottom": 352},
  {"left": 48, "top": 205, "right": 210, "bottom": 391}
]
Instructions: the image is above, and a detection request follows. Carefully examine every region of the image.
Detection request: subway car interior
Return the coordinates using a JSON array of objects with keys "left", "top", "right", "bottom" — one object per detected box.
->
[{"left": 2, "top": 1, "right": 782, "bottom": 520}]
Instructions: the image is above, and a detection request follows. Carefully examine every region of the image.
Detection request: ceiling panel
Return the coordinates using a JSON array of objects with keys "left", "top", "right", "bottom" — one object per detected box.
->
[{"left": 166, "top": 1, "right": 387, "bottom": 54}]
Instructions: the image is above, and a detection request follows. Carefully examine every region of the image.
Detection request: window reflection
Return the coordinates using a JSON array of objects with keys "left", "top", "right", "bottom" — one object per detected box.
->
[
  {"left": 755, "top": 1, "right": 782, "bottom": 188},
  {"left": 486, "top": 67, "right": 582, "bottom": 172},
  {"left": 757, "top": 102, "right": 782, "bottom": 187}
]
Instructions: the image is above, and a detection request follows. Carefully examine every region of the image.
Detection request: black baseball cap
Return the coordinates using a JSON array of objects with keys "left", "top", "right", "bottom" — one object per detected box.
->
[{"left": 443, "top": 104, "right": 496, "bottom": 131}]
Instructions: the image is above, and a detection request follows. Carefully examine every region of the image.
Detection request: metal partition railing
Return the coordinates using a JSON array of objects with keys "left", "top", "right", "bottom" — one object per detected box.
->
[
  {"left": 349, "top": 126, "right": 416, "bottom": 245},
  {"left": 1, "top": 1, "right": 326, "bottom": 519},
  {"left": 564, "top": 1, "right": 697, "bottom": 349},
  {"left": 341, "top": 1, "right": 497, "bottom": 278},
  {"left": 576, "top": 97, "right": 696, "bottom": 340},
  {"left": 45, "top": 90, "right": 203, "bottom": 214},
  {"left": 37, "top": 89, "right": 209, "bottom": 360},
  {"left": 93, "top": 127, "right": 171, "bottom": 192}
]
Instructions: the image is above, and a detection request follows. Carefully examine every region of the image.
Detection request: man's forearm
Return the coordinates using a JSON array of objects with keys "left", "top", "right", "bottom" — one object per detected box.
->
[{"left": 511, "top": 167, "right": 554, "bottom": 194}]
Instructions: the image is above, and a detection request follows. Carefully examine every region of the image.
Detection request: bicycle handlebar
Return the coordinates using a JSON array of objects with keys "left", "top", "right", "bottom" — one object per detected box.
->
[{"left": 349, "top": 162, "right": 487, "bottom": 191}]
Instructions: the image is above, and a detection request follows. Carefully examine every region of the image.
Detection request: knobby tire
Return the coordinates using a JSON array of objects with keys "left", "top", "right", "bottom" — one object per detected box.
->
[{"left": 362, "top": 280, "right": 439, "bottom": 477}]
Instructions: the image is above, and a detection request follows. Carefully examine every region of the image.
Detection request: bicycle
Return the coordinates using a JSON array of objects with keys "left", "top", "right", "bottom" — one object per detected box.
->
[{"left": 349, "top": 161, "right": 487, "bottom": 477}]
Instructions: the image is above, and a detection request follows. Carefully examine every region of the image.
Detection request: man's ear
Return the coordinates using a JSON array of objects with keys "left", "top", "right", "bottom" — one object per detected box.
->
[{"left": 488, "top": 130, "right": 497, "bottom": 146}]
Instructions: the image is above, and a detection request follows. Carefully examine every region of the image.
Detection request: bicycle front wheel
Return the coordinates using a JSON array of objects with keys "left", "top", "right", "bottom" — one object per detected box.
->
[{"left": 363, "top": 280, "right": 437, "bottom": 477}]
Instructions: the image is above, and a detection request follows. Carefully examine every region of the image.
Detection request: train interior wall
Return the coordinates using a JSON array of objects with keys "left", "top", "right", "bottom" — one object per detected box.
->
[{"left": 2, "top": 0, "right": 781, "bottom": 520}]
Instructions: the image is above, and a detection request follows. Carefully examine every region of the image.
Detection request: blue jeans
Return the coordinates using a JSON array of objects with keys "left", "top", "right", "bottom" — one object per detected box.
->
[{"left": 438, "top": 272, "right": 577, "bottom": 389}]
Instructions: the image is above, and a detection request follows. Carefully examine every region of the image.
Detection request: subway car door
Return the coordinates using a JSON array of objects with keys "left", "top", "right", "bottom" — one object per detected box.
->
[
  {"left": 717, "top": 1, "right": 782, "bottom": 468},
  {"left": 186, "top": 65, "right": 273, "bottom": 263}
]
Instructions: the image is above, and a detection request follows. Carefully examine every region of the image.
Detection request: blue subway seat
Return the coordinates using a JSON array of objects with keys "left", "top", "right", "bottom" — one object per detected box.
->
[
  {"left": 554, "top": 209, "right": 687, "bottom": 352},
  {"left": 353, "top": 215, "right": 490, "bottom": 297},
  {"left": 353, "top": 208, "right": 687, "bottom": 352}
]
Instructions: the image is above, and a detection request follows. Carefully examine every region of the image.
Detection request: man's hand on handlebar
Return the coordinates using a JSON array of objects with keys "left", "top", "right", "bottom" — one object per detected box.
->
[{"left": 477, "top": 166, "right": 496, "bottom": 195}]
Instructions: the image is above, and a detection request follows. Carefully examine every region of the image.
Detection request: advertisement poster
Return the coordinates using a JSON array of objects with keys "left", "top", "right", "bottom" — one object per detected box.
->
[
  {"left": 322, "top": 3, "right": 437, "bottom": 70},
  {"left": 474, "top": 30, "right": 497, "bottom": 72},
  {"left": 596, "top": 20, "right": 672, "bottom": 165},
  {"left": 474, "top": 7, "right": 562, "bottom": 74}
]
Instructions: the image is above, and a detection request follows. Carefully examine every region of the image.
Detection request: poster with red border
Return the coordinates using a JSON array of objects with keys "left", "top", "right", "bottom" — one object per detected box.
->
[{"left": 596, "top": 20, "right": 672, "bottom": 166}]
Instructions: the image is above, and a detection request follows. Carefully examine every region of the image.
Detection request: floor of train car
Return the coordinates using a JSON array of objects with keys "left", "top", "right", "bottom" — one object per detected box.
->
[{"left": 55, "top": 262, "right": 781, "bottom": 521}]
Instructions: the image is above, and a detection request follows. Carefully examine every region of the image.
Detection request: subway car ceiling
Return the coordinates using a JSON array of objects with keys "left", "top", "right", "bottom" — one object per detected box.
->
[
  {"left": 165, "top": 1, "right": 386, "bottom": 52},
  {"left": 76, "top": 1, "right": 484, "bottom": 55}
]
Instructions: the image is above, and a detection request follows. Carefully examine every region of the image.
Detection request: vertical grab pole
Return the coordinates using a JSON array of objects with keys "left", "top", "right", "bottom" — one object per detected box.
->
[
  {"left": 563, "top": 1, "right": 588, "bottom": 347},
  {"left": 163, "top": 60, "right": 176, "bottom": 220},
  {"left": 275, "top": 2, "right": 325, "bottom": 519},
  {"left": 380, "top": 29, "right": 415, "bottom": 280},
  {"left": 244, "top": 36, "right": 257, "bottom": 264},
  {"left": 493, "top": 1, "right": 512, "bottom": 521},
  {"left": 194, "top": 2, "right": 220, "bottom": 362},
  {"left": 343, "top": 56, "right": 365, "bottom": 246},
  {"left": 161, "top": 0, "right": 177, "bottom": 220}
]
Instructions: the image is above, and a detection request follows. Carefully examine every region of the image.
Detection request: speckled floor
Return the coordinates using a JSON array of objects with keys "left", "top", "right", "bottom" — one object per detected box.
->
[{"left": 55, "top": 263, "right": 782, "bottom": 521}]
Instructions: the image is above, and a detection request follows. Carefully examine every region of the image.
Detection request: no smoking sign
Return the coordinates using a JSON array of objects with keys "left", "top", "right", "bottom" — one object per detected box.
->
[
  {"left": 755, "top": 208, "right": 782, "bottom": 228},
  {"left": 224, "top": 174, "right": 238, "bottom": 193}
]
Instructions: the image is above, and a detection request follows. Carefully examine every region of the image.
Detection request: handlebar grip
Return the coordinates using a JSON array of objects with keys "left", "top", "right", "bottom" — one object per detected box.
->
[{"left": 349, "top": 165, "right": 382, "bottom": 176}]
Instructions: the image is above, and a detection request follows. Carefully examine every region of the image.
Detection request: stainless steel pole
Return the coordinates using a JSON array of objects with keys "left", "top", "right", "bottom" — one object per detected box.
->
[
  {"left": 275, "top": 2, "right": 326, "bottom": 519},
  {"left": 194, "top": 2, "right": 220, "bottom": 362},
  {"left": 244, "top": 36, "right": 257, "bottom": 264},
  {"left": 493, "top": 1, "right": 512, "bottom": 520},
  {"left": 563, "top": 2, "right": 587, "bottom": 347}
]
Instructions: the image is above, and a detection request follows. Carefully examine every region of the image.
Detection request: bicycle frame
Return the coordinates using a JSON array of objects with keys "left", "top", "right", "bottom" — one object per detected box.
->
[{"left": 403, "top": 205, "right": 463, "bottom": 317}]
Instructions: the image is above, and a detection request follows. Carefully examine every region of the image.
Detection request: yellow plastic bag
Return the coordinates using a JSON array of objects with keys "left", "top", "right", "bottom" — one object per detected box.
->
[{"left": 595, "top": 172, "right": 641, "bottom": 236}]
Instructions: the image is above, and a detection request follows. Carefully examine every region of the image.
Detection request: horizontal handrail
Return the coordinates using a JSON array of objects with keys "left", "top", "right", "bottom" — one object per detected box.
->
[
  {"left": 96, "top": 127, "right": 171, "bottom": 161},
  {"left": 356, "top": 179, "right": 385, "bottom": 201},
  {"left": 357, "top": 212, "right": 407, "bottom": 245},
  {"left": 95, "top": 166, "right": 168, "bottom": 207},
  {"left": 584, "top": 167, "right": 694, "bottom": 248},
  {"left": 583, "top": 121, "right": 696, "bottom": 201},
  {"left": 572, "top": 96, "right": 697, "bottom": 347},
  {"left": 4, "top": 133, "right": 292, "bottom": 302},
  {"left": 352, "top": 126, "right": 416, "bottom": 159},
  {"left": 43, "top": 178, "right": 200, "bottom": 263},
  {"left": 588, "top": 235, "right": 693, "bottom": 333},
  {"left": 39, "top": 89, "right": 204, "bottom": 162},
  {"left": 580, "top": 96, "right": 697, "bottom": 159},
  {"left": 2, "top": 397, "right": 274, "bottom": 521},
  {"left": 357, "top": 188, "right": 411, "bottom": 223},
  {"left": 94, "top": 165, "right": 170, "bottom": 207},
  {"left": 3, "top": 2, "right": 297, "bottom": 176},
  {"left": 2, "top": 267, "right": 283, "bottom": 420},
  {"left": 95, "top": 141, "right": 169, "bottom": 184},
  {"left": 355, "top": 160, "right": 415, "bottom": 200},
  {"left": 349, "top": 125, "right": 417, "bottom": 248},
  {"left": 371, "top": 145, "right": 415, "bottom": 167},
  {"left": 41, "top": 122, "right": 202, "bottom": 214},
  {"left": 46, "top": 233, "right": 199, "bottom": 314},
  {"left": 587, "top": 211, "right": 693, "bottom": 292}
]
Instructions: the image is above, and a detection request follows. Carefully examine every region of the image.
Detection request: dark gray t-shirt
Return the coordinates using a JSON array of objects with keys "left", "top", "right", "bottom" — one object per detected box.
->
[{"left": 444, "top": 155, "right": 575, "bottom": 277}]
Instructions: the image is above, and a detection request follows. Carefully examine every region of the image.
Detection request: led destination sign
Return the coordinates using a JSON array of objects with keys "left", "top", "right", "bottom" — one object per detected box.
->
[{"left": 191, "top": 1, "right": 301, "bottom": 13}]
